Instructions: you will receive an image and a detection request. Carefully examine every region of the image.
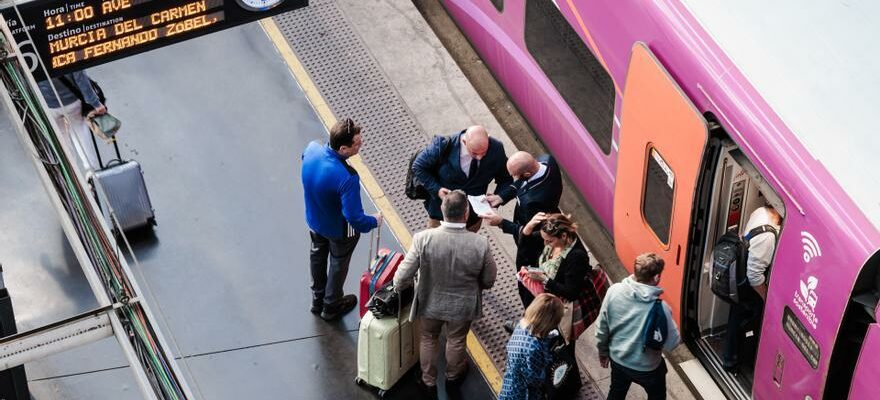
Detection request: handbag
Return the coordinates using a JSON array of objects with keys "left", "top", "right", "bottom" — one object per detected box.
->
[
  {"left": 579, "top": 267, "right": 611, "bottom": 329},
  {"left": 559, "top": 300, "right": 585, "bottom": 343},
  {"left": 88, "top": 113, "right": 122, "bottom": 142},
  {"left": 366, "top": 282, "right": 414, "bottom": 319},
  {"left": 545, "top": 331, "right": 577, "bottom": 398}
]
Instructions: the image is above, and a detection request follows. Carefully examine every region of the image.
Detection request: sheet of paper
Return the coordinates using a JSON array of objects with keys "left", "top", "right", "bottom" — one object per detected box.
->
[{"left": 468, "top": 195, "right": 494, "bottom": 216}]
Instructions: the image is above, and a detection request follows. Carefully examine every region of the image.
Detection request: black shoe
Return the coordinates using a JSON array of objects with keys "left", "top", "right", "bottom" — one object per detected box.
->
[
  {"left": 503, "top": 320, "right": 516, "bottom": 334},
  {"left": 415, "top": 377, "right": 438, "bottom": 400},
  {"left": 320, "top": 294, "right": 357, "bottom": 321},
  {"left": 310, "top": 298, "right": 323, "bottom": 315}
]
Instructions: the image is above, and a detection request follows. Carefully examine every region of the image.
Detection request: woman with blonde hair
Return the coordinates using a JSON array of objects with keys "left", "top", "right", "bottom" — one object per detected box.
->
[{"left": 499, "top": 293, "right": 564, "bottom": 400}]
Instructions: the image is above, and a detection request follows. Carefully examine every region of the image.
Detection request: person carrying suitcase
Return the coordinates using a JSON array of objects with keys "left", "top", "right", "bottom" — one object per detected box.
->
[
  {"left": 302, "top": 118, "right": 382, "bottom": 321},
  {"left": 37, "top": 70, "right": 107, "bottom": 169},
  {"left": 393, "top": 190, "right": 497, "bottom": 398}
]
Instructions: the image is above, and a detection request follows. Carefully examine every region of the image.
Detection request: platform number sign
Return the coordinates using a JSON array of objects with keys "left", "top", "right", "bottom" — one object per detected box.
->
[{"left": 1, "top": 0, "right": 307, "bottom": 79}]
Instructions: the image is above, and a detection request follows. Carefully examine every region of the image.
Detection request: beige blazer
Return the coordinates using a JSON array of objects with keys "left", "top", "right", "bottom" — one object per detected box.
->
[{"left": 393, "top": 225, "right": 497, "bottom": 322}]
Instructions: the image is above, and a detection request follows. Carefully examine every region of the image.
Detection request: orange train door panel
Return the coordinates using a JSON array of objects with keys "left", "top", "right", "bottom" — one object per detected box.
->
[{"left": 614, "top": 43, "right": 707, "bottom": 325}]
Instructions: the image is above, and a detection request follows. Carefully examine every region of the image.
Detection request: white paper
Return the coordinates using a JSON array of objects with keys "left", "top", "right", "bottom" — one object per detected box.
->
[{"left": 468, "top": 195, "right": 494, "bottom": 216}]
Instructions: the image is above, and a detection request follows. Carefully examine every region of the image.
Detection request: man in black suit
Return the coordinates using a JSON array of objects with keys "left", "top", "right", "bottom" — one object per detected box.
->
[
  {"left": 412, "top": 125, "right": 516, "bottom": 232},
  {"left": 482, "top": 151, "right": 563, "bottom": 327}
]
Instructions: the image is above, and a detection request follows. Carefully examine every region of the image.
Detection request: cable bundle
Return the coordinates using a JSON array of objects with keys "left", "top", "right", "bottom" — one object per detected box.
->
[{"left": 0, "top": 38, "right": 187, "bottom": 400}]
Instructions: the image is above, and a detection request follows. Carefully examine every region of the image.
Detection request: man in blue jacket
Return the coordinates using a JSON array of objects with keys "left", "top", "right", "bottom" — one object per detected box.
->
[
  {"left": 411, "top": 125, "right": 516, "bottom": 232},
  {"left": 302, "top": 118, "right": 382, "bottom": 321}
]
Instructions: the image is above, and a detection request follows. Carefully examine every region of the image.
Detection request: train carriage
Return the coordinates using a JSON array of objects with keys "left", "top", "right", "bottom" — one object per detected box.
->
[{"left": 441, "top": 1, "right": 880, "bottom": 399}]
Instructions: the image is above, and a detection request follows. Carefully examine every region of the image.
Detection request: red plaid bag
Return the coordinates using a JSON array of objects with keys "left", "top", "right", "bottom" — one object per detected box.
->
[{"left": 578, "top": 266, "right": 611, "bottom": 330}]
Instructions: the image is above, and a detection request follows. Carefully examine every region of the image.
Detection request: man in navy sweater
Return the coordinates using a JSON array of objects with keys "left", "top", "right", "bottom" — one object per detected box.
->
[
  {"left": 302, "top": 118, "right": 381, "bottom": 321},
  {"left": 412, "top": 125, "right": 516, "bottom": 232}
]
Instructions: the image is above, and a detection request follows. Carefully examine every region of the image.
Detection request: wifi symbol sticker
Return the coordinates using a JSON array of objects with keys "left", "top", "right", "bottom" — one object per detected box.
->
[{"left": 801, "top": 231, "right": 822, "bottom": 262}]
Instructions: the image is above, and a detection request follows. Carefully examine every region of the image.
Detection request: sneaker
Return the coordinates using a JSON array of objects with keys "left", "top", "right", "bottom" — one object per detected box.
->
[
  {"left": 503, "top": 320, "right": 516, "bottom": 334},
  {"left": 320, "top": 294, "right": 357, "bottom": 321}
]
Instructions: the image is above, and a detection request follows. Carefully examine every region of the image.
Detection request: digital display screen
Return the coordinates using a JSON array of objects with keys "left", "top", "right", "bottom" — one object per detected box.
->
[
  {"left": 783, "top": 306, "right": 820, "bottom": 369},
  {"left": 1, "top": 0, "right": 307, "bottom": 78}
]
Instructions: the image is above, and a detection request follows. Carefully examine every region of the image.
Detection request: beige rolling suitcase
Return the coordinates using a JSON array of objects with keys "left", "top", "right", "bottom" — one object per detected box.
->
[{"left": 355, "top": 305, "right": 419, "bottom": 397}]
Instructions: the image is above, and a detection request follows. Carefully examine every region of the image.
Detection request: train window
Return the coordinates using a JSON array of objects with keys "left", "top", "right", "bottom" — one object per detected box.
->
[
  {"left": 490, "top": 0, "right": 503, "bottom": 12},
  {"left": 524, "top": 0, "right": 616, "bottom": 154},
  {"left": 643, "top": 148, "right": 674, "bottom": 244}
]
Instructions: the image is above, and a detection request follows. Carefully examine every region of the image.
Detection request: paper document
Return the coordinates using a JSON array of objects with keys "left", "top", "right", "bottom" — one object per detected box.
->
[{"left": 468, "top": 195, "right": 494, "bottom": 216}]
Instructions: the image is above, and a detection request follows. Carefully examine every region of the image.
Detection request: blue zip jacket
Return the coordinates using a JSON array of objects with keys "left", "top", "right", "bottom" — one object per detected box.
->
[{"left": 301, "top": 141, "right": 377, "bottom": 238}]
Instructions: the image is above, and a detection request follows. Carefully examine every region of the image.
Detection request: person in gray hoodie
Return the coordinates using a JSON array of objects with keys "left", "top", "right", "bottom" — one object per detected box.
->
[{"left": 595, "top": 253, "right": 681, "bottom": 400}]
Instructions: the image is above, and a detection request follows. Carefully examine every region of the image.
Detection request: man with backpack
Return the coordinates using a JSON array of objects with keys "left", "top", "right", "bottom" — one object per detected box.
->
[
  {"left": 721, "top": 205, "right": 781, "bottom": 370},
  {"left": 595, "top": 253, "right": 680, "bottom": 400}
]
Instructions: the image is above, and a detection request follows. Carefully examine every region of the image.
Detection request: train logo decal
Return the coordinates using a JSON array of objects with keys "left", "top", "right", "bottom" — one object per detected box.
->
[
  {"left": 801, "top": 231, "right": 822, "bottom": 262},
  {"left": 795, "top": 275, "right": 820, "bottom": 329}
]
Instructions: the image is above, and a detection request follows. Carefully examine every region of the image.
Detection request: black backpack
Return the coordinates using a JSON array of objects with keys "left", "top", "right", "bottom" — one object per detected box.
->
[
  {"left": 710, "top": 225, "right": 777, "bottom": 304},
  {"left": 405, "top": 136, "right": 454, "bottom": 200}
]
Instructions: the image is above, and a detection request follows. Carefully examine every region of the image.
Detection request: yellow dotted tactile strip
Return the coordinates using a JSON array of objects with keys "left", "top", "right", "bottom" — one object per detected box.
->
[{"left": 259, "top": 18, "right": 503, "bottom": 396}]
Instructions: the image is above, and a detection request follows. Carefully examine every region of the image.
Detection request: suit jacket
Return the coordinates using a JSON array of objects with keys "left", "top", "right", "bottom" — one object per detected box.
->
[
  {"left": 501, "top": 155, "right": 563, "bottom": 267},
  {"left": 393, "top": 224, "right": 497, "bottom": 321},
  {"left": 412, "top": 131, "right": 516, "bottom": 224}
]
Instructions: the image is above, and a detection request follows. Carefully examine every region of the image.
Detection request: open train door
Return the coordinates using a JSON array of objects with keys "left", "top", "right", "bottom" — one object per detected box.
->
[{"left": 614, "top": 43, "right": 707, "bottom": 325}]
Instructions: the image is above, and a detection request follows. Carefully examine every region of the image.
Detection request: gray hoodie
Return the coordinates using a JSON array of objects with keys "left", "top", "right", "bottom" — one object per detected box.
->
[{"left": 595, "top": 276, "right": 681, "bottom": 371}]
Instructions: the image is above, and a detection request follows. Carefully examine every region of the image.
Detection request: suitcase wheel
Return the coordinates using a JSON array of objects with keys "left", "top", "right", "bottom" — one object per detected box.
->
[
  {"left": 377, "top": 389, "right": 387, "bottom": 398},
  {"left": 354, "top": 377, "right": 364, "bottom": 386}
]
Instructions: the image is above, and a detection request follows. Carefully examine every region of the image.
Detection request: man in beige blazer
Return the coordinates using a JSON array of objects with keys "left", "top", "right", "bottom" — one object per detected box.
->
[{"left": 394, "top": 189, "right": 497, "bottom": 395}]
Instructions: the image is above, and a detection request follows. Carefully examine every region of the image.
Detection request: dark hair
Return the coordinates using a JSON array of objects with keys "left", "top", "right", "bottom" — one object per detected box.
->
[
  {"left": 329, "top": 118, "right": 362, "bottom": 150},
  {"left": 540, "top": 214, "right": 578, "bottom": 241},
  {"left": 441, "top": 190, "right": 468, "bottom": 222},
  {"left": 634, "top": 253, "right": 665, "bottom": 283}
]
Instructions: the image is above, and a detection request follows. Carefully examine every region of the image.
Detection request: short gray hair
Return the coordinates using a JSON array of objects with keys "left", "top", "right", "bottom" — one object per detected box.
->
[{"left": 441, "top": 190, "right": 468, "bottom": 222}]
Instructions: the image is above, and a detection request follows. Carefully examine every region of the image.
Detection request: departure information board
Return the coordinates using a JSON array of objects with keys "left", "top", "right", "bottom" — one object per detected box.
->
[{"left": 1, "top": 0, "right": 307, "bottom": 78}]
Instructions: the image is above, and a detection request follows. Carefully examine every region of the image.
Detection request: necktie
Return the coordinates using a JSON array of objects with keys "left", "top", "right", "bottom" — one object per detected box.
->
[{"left": 468, "top": 159, "right": 479, "bottom": 178}]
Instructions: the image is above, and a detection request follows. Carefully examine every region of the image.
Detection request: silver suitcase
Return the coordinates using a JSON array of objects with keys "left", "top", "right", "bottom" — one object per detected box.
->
[{"left": 90, "top": 133, "right": 156, "bottom": 233}]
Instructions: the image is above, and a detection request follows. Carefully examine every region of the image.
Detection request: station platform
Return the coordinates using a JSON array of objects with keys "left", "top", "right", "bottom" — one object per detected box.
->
[{"left": 0, "top": 1, "right": 703, "bottom": 399}]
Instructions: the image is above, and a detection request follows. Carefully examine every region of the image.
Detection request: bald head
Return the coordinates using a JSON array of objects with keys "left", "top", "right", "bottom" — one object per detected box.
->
[
  {"left": 462, "top": 125, "right": 489, "bottom": 160},
  {"left": 507, "top": 151, "right": 539, "bottom": 181}
]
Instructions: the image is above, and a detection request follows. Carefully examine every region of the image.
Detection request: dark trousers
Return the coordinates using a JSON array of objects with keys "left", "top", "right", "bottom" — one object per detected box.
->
[
  {"left": 517, "top": 280, "right": 536, "bottom": 309},
  {"left": 608, "top": 360, "right": 667, "bottom": 400},
  {"left": 723, "top": 287, "right": 764, "bottom": 367},
  {"left": 309, "top": 231, "right": 359, "bottom": 305}
]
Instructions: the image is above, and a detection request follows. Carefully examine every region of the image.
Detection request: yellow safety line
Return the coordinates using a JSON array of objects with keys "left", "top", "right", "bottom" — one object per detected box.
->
[{"left": 259, "top": 18, "right": 502, "bottom": 395}]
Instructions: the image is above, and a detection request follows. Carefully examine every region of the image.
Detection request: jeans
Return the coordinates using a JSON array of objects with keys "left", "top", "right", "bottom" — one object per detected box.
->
[
  {"left": 419, "top": 318, "right": 472, "bottom": 386},
  {"left": 723, "top": 286, "right": 764, "bottom": 367},
  {"left": 50, "top": 101, "right": 99, "bottom": 170},
  {"left": 608, "top": 360, "right": 667, "bottom": 400},
  {"left": 309, "top": 230, "right": 359, "bottom": 305}
]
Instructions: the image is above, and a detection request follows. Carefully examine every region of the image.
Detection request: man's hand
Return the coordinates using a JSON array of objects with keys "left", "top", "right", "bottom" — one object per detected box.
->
[
  {"left": 372, "top": 212, "right": 383, "bottom": 227},
  {"left": 599, "top": 356, "right": 609, "bottom": 368},
  {"left": 438, "top": 188, "right": 450, "bottom": 198},
  {"left": 480, "top": 211, "right": 503, "bottom": 226},
  {"left": 484, "top": 194, "right": 503, "bottom": 207},
  {"left": 753, "top": 283, "right": 768, "bottom": 301},
  {"left": 93, "top": 104, "right": 107, "bottom": 116}
]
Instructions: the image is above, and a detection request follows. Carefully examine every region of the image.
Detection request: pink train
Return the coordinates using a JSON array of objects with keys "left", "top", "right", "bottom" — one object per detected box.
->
[{"left": 442, "top": 1, "right": 880, "bottom": 399}]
